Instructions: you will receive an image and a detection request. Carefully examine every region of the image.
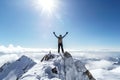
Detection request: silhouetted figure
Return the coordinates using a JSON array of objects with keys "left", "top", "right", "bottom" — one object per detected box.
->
[{"left": 53, "top": 32, "right": 68, "bottom": 53}]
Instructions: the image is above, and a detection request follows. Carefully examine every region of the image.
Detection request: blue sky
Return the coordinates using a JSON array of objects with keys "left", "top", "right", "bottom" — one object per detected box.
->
[{"left": 0, "top": 0, "right": 120, "bottom": 50}]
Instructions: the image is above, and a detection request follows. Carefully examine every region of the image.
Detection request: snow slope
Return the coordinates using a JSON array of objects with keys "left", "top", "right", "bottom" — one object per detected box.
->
[
  {"left": 0, "top": 55, "right": 36, "bottom": 80},
  {"left": 19, "top": 52, "right": 95, "bottom": 80}
]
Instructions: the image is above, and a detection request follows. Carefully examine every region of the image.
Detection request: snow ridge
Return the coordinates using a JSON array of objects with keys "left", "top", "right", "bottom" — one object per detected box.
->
[
  {"left": 0, "top": 52, "right": 95, "bottom": 80},
  {"left": 0, "top": 55, "right": 36, "bottom": 80},
  {"left": 19, "top": 52, "right": 95, "bottom": 80}
]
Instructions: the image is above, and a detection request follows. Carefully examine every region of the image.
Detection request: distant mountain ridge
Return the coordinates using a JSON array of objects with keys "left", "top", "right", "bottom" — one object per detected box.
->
[{"left": 0, "top": 55, "right": 36, "bottom": 80}]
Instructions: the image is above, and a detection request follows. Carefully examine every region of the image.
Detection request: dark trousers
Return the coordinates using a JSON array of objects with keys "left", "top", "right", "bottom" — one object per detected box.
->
[{"left": 58, "top": 43, "right": 64, "bottom": 53}]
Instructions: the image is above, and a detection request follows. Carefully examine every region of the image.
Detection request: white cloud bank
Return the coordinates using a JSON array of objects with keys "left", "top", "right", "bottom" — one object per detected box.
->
[
  {"left": 0, "top": 44, "right": 56, "bottom": 54},
  {"left": 86, "top": 59, "right": 113, "bottom": 70}
]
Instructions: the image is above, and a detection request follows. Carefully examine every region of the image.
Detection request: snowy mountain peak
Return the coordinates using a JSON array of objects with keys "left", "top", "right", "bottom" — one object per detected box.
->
[
  {"left": 19, "top": 52, "right": 96, "bottom": 80},
  {"left": 17, "top": 55, "right": 34, "bottom": 63},
  {"left": 0, "top": 55, "right": 36, "bottom": 80},
  {"left": 0, "top": 52, "right": 96, "bottom": 80},
  {"left": 18, "top": 55, "right": 30, "bottom": 60}
]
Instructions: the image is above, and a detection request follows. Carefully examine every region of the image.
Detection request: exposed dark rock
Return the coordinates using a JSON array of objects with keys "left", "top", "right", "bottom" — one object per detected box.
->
[
  {"left": 52, "top": 67, "right": 58, "bottom": 74},
  {"left": 41, "top": 52, "right": 55, "bottom": 62}
]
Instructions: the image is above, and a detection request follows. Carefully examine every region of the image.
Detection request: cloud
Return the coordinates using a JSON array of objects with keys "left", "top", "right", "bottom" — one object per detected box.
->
[
  {"left": 0, "top": 44, "right": 24, "bottom": 54},
  {"left": 70, "top": 50, "right": 120, "bottom": 59},
  {"left": 111, "top": 66, "right": 120, "bottom": 73},
  {"left": 0, "top": 54, "right": 18, "bottom": 67},
  {"left": 86, "top": 59, "right": 113, "bottom": 70},
  {"left": 0, "top": 44, "right": 56, "bottom": 64},
  {"left": 0, "top": 44, "right": 56, "bottom": 54},
  {"left": 91, "top": 68, "right": 120, "bottom": 80}
]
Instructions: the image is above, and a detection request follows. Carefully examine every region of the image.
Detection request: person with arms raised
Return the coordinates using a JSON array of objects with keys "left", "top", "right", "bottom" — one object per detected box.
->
[{"left": 53, "top": 32, "right": 68, "bottom": 53}]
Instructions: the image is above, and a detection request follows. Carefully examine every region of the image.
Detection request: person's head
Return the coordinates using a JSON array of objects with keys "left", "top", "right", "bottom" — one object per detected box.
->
[{"left": 59, "top": 35, "right": 62, "bottom": 37}]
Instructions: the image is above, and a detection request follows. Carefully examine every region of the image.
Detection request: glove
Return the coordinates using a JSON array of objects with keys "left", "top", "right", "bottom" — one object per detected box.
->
[
  {"left": 66, "top": 32, "right": 68, "bottom": 34},
  {"left": 53, "top": 32, "right": 55, "bottom": 34}
]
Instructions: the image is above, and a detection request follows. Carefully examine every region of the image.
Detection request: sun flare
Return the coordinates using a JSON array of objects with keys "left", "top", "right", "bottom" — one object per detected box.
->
[{"left": 34, "top": 0, "right": 57, "bottom": 15}]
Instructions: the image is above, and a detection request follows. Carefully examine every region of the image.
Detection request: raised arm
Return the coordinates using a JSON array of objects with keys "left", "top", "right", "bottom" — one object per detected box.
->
[
  {"left": 62, "top": 32, "right": 68, "bottom": 38},
  {"left": 53, "top": 32, "right": 58, "bottom": 38}
]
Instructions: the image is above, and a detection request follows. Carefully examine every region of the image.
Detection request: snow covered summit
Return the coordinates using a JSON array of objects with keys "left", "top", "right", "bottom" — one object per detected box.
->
[
  {"left": 19, "top": 52, "right": 96, "bottom": 80},
  {"left": 0, "top": 52, "right": 96, "bottom": 80},
  {"left": 0, "top": 55, "right": 36, "bottom": 80}
]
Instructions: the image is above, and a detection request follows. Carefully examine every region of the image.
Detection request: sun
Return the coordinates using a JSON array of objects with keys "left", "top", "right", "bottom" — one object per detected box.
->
[
  {"left": 40, "top": 0, "right": 55, "bottom": 12},
  {"left": 34, "top": 0, "right": 57, "bottom": 15}
]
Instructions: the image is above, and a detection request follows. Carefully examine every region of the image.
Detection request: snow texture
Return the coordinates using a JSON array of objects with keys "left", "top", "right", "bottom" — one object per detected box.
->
[
  {"left": 19, "top": 52, "right": 95, "bottom": 80},
  {"left": 0, "top": 55, "right": 36, "bottom": 80}
]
